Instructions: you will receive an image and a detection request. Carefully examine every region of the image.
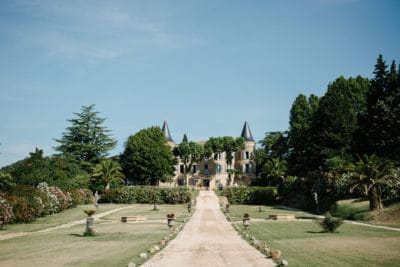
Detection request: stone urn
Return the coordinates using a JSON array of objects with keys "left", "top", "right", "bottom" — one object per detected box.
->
[
  {"left": 243, "top": 213, "right": 250, "bottom": 229},
  {"left": 84, "top": 209, "right": 96, "bottom": 236},
  {"left": 167, "top": 213, "right": 175, "bottom": 229}
]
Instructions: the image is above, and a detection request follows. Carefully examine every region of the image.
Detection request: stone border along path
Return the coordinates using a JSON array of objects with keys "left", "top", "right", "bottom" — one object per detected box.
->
[{"left": 141, "top": 190, "right": 275, "bottom": 267}]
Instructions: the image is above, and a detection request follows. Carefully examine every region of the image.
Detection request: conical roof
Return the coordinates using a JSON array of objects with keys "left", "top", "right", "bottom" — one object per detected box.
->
[
  {"left": 241, "top": 121, "right": 255, "bottom": 142},
  {"left": 162, "top": 121, "right": 174, "bottom": 142}
]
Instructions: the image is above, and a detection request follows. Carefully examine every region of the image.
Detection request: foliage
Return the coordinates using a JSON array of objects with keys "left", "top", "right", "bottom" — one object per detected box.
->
[
  {"left": 100, "top": 186, "right": 192, "bottom": 204},
  {"left": 355, "top": 55, "right": 400, "bottom": 163},
  {"left": 310, "top": 76, "right": 370, "bottom": 171},
  {"left": 0, "top": 193, "right": 14, "bottom": 224},
  {"left": 287, "top": 94, "right": 319, "bottom": 176},
  {"left": 260, "top": 158, "right": 287, "bottom": 185},
  {"left": 1, "top": 149, "right": 89, "bottom": 188},
  {"left": 84, "top": 209, "right": 96, "bottom": 216},
  {"left": 259, "top": 131, "right": 289, "bottom": 160},
  {"left": 315, "top": 212, "right": 343, "bottom": 233},
  {"left": 349, "top": 154, "right": 398, "bottom": 211},
  {"left": 54, "top": 104, "right": 117, "bottom": 170},
  {"left": 0, "top": 183, "right": 91, "bottom": 224},
  {"left": 222, "top": 186, "right": 277, "bottom": 205},
  {"left": 330, "top": 201, "right": 370, "bottom": 221},
  {"left": 173, "top": 134, "right": 204, "bottom": 184},
  {"left": 205, "top": 136, "right": 245, "bottom": 167},
  {"left": 69, "top": 188, "right": 94, "bottom": 207},
  {"left": 0, "top": 171, "right": 16, "bottom": 192},
  {"left": 91, "top": 159, "right": 125, "bottom": 191},
  {"left": 120, "top": 126, "right": 175, "bottom": 185}
]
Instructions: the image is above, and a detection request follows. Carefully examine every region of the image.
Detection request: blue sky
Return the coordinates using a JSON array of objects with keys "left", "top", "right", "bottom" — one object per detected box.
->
[{"left": 0, "top": 0, "right": 399, "bottom": 167}]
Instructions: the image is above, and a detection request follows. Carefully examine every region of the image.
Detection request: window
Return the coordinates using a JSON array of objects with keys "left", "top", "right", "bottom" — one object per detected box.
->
[
  {"left": 180, "top": 164, "right": 184, "bottom": 173},
  {"left": 215, "top": 164, "right": 222, "bottom": 173},
  {"left": 204, "top": 164, "right": 208, "bottom": 173},
  {"left": 192, "top": 165, "right": 197, "bottom": 173},
  {"left": 245, "top": 151, "right": 250, "bottom": 159},
  {"left": 245, "top": 163, "right": 250, "bottom": 173}
]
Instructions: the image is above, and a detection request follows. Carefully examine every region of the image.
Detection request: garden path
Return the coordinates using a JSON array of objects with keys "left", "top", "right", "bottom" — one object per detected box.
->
[
  {"left": 141, "top": 190, "right": 275, "bottom": 267},
  {"left": 0, "top": 206, "right": 131, "bottom": 240}
]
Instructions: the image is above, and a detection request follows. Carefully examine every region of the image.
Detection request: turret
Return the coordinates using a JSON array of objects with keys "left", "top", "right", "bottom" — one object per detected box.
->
[
  {"left": 162, "top": 121, "right": 175, "bottom": 147},
  {"left": 239, "top": 121, "right": 256, "bottom": 176}
]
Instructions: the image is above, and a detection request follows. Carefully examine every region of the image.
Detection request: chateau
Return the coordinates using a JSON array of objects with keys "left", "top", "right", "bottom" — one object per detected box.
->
[{"left": 161, "top": 121, "right": 256, "bottom": 189}]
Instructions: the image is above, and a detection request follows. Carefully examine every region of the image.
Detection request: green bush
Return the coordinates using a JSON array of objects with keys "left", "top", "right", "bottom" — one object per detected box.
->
[
  {"left": 100, "top": 186, "right": 192, "bottom": 204},
  {"left": 316, "top": 212, "right": 343, "bottom": 233},
  {"left": 222, "top": 186, "right": 278, "bottom": 205}
]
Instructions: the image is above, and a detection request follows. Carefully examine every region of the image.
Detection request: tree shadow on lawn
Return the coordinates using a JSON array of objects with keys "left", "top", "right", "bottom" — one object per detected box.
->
[
  {"left": 306, "top": 230, "right": 341, "bottom": 234},
  {"left": 69, "top": 233, "right": 84, "bottom": 237}
]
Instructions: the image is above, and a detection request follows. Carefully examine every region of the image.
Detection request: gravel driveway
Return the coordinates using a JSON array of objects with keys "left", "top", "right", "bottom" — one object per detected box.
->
[{"left": 142, "top": 190, "right": 275, "bottom": 267}]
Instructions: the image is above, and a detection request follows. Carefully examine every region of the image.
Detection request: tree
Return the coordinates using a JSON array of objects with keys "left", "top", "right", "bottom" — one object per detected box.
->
[
  {"left": 356, "top": 55, "right": 400, "bottom": 163},
  {"left": 204, "top": 136, "right": 244, "bottom": 185},
  {"left": 54, "top": 105, "right": 116, "bottom": 170},
  {"left": 173, "top": 134, "right": 203, "bottom": 186},
  {"left": 259, "top": 131, "right": 289, "bottom": 159},
  {"left": 261, "top": 158, "right": 287, "bottom": 189},
  {"left": 287, "top": 94, "right": 319, "bottom": 176},
  {"left": 310, "top": 76, "right": 369, "bottom": 170},
  {"left": 91, "top": 159, "right": 125, "bottom": 191},
  {"left": 0, "top": 171, "right": 16, "bottom": 192},
  {"left": 120, "top": 126, "right": 175, "bottom": 185},
  {"left": 349, "top": 154, "right": 398, "bottom": 211}
]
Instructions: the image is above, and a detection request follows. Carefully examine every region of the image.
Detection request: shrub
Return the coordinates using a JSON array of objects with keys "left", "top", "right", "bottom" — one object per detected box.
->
[
  {"left": 7, "top": 195, "right": 36, "bottom": 223},
  {"left": 222, "top": 186, "right": 277, "bottom": 205},
  {"left": 0, "top": 193, "right": 14, "bottom": 224},
  {"left": 69, "top": 188, "right": 93, "bottom": 207},
  {"left": 316, "top": 212, "right": 343, "bottom": 233},
  {"left": 100, "top": 186, "right": 191, "bottom": 204}
]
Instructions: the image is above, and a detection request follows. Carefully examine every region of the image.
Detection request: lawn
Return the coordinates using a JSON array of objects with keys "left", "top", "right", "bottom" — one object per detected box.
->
[
  {"left": 0, "top": 203, "right": 191, "bottom": 267},
  {"left": 230, "top": 204, "right": 400, "bottom": 267},
  {"left": 226, "top": 204, "right": 317, "bottom": 221}
]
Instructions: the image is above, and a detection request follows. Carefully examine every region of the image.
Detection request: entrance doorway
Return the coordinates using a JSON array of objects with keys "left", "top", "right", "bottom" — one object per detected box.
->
[{"left": 202, "top": 179, "right": 210, "bottom": 188}]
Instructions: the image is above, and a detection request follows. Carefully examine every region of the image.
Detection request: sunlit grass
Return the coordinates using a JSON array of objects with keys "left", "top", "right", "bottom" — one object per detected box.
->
[
  {"left": 0, "top": 203, "right": 191, "bottom": 267},
  {"left": 232, "top": 204, "right": 400, "bottom": 267}
]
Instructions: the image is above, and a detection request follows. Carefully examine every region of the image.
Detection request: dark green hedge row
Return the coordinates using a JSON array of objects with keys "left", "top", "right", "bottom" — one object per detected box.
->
[
  {"left": 99, "top": 186, "right": 192, "bottom": 204},
  {"left": 222, "top": 186, "right": 278, "bottom": 205}
]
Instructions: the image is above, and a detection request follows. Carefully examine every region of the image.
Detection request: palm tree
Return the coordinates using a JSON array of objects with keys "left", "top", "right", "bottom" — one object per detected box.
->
[
  {"left": 92, "top": 159, "right": 125, "bottom": 190},
  {"left": 350, "top": 154, "right": 397, "bottom": 211},
  {"left": 261, "top": 158, "right": 287, "bottom": 186}
]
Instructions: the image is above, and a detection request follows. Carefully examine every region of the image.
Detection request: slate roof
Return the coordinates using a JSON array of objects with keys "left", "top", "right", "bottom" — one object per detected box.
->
[
  {"left": 162, "top": 121, "right": 174, "bottom": 142},
  {"left": 240, "top": 121, "right": 255, "bottom": 142}
]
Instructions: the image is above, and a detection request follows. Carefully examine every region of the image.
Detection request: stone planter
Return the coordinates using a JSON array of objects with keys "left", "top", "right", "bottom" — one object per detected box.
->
[
  {"left": 167, "top": 218, "right": 175, "bottom": 229},
  {"left": 86, "top": 216, "right": 94, "bottom": 233},
  {"left": 243, "top": 217, "right": 250, "bottom": 229}
]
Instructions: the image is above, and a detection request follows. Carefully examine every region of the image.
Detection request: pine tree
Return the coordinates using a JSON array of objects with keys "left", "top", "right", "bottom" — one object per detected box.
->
[
  {"left": 356, "top": 55, "right": 400, "bottom": 162},
  {"left": 54, "top": 105, "right": 116, "bottom": 170}
]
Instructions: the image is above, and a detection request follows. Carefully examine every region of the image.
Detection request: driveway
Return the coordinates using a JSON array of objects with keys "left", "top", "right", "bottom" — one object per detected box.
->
[{"left": 142, "top": 190, "right": 275, "bottom": 267}]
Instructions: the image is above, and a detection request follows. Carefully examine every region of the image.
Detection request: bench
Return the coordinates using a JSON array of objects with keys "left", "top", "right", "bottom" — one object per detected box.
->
[
  {"left": 121, "top": 216, "right": 147, "bottom": 223},
  {"left": 268, "top": 214, "right": 295, "bottom": 221}
]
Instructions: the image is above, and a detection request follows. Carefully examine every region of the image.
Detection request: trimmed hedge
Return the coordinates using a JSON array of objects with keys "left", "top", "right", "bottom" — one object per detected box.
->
[
  {"left": 99, "top": 186, "right": 192, "bottom": 204},
  {"left": 222, "top": 186, "right": 278, "bottom": 205}
]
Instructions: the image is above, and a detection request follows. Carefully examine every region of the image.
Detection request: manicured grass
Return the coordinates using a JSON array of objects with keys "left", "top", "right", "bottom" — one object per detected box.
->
[
  {"left": 102, "top": 203, "right": 190, "bottom": 222},
  {"left": 332, "top": 199, "right": 400, "bottom": 227},
  {"left": 232, "top": 205, "right": 400, "bottom": 267},
  {"left": 0, "top": 203, "right": 190, "bottom": 267},
  {"left": 226, "top": 204, "right": 317, "bottom": 221},
  {"left": 2, "top": 204, "right": 130, "bottom": 233}
]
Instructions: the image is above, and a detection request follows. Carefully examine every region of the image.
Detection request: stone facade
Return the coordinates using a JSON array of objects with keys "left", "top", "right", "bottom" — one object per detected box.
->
[{"left": 161, "top": 121, "right": 256, "bottom": 189}]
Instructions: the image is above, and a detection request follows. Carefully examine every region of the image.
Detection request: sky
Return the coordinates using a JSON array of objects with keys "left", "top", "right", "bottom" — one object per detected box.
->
[{"left": 0, "top": 0, "right": 399, "bottom": 167}]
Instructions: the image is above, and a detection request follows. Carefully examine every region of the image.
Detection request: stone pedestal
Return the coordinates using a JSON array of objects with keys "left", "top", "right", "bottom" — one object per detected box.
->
[{"left": 86, "top": 217, "right": 94, "bottom": 232}]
